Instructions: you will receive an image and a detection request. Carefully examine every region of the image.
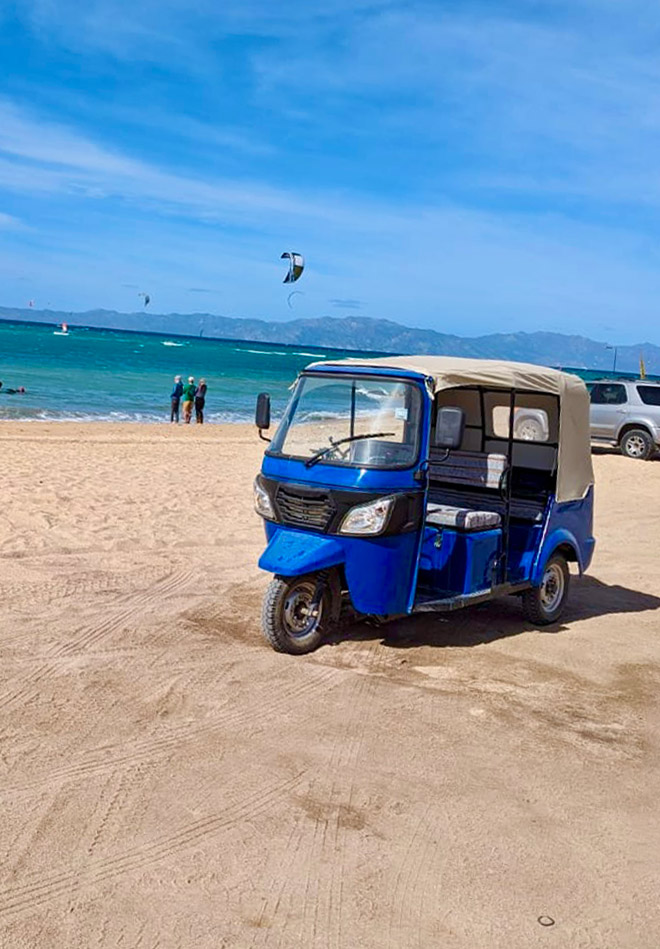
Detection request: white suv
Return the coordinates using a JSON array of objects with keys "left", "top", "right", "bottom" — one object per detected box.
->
[{"left": 588, "top": 380, "right": 660, "bottom": 459}]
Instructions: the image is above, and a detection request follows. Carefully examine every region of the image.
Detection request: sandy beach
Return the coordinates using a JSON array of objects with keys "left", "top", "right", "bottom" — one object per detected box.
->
[{"left": 1, "top": 421, "right": 659, "bottom": 948}]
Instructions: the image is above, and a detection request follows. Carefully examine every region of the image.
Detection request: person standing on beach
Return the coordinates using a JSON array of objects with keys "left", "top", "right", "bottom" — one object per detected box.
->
[
  {"left": 182, "top": 376, "right": 196, "bottom": 424},
  {"left": 194, "top": 378, "right": 207, "bottom": 424},
  {"left": 170, "top": 375, "right": 184, "bottom": 423}
]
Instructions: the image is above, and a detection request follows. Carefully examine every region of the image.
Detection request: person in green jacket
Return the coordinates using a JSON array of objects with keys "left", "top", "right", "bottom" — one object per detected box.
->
[{"left": 182, "top": 376, "right": 196, "bottom": 423}]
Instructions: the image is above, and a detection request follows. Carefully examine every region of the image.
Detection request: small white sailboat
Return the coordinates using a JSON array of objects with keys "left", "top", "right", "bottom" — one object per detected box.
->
[{"left": 53, "top": 322, "right": 69, "bottom": 336}]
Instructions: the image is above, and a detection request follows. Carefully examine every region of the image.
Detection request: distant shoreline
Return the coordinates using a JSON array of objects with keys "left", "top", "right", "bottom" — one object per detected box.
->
[
  {"left": 0, "top": 419, "right": 255, "bottom": 435},
  {"left": 0, "top": 316, "right": 388, "bottom": 357},
  {"left": 2, "top": 307, "right": 658, "bottom": 375},
  {"left": 0, "top": 414, "right": 259, "bottom": 425},
  {"left": 2, "top": 317, "right": 655, "bottom": 383},
  {"left": 0, "top": 321, "right": 383, "bottom": 425}
]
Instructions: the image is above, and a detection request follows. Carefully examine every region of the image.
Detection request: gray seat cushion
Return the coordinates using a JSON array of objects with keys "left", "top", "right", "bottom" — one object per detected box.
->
[{"left": 426, "top": 503, "right": 502, "bottom": 531}]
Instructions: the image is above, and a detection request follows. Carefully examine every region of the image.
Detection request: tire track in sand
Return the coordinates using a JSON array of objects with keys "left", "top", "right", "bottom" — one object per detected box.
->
[
  {"left": 0, "top": 569, "right": 196, "bottom": 713},
  {"left": 248, "top": 639, "right": 388, "bottom": 949},
  {"left": 2, "top": 665, "right": 339, "bottom": 798},
  {"left": 386, "top": 805, "right": 441, "bottom": 949},
  {"left": 0, "top": 566, "right": 163, "bottom": 611},
  {"left": 0, "top": 772, "right": 304, "bottom": 920}
]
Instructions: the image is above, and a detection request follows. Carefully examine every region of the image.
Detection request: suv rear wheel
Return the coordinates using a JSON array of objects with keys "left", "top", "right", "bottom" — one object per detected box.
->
[{"left": 620, "top": 428, "right": 654, "bottom": 460}]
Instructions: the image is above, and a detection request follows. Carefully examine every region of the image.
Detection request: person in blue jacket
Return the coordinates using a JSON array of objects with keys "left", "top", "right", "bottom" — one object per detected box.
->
[{"left": 170, "top": 375, "right": 184, "bottom": 423}]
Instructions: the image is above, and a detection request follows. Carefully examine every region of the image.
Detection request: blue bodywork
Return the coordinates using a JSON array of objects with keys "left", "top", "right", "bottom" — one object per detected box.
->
[
  {"left": 530, "top": 486, "right": 595, "bottom": 582},
  {"left": 257, "top": 365, "right": 596, "bottom": 617},
  {"left": 260, "top": 521, "right": 421, "bottom": 615},
  {"left": 418, "top": 527, "right": 501, "bottom": 597},
  {"left": 259, "top": 367, "right": 431, "bottom": 615}
]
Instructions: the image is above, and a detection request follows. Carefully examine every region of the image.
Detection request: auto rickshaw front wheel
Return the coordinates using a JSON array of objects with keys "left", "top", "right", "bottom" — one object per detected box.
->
[
  {"left": 262, "top": 573, "right": 332, "bottom": 654},
  {"left": 522, "top": 554, "right": 570, "bottom": 626}
]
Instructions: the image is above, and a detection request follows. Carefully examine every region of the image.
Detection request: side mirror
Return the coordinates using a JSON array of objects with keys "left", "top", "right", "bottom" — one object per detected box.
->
[
  {"left": 435, "top": 406, "right": 465, "bottom": 449},
  {"left": 255, "top": 392, "right": 271, "bottom": 432}
]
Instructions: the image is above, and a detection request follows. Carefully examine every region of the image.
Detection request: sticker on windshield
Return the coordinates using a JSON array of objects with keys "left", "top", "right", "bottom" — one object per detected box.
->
[{"left": 395, "top": 408, "right": 409, "bottom": 420}]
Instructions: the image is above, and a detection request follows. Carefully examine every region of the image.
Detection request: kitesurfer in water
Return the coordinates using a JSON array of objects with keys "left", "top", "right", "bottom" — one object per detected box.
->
[{"left": 0, "top": 381, "right": 26, "bottom": 394}]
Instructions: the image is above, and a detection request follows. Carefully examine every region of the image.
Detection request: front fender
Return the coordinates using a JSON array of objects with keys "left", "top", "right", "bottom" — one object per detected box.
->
[
  {"left": 258, "top": 527, "right": 345, "bottom": 577},
  {"left": 531, "top": 527, "right": 587, "bottom": 585}
]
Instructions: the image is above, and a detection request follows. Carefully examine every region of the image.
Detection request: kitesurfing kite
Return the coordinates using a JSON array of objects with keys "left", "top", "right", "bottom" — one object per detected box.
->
[
  {"left": 138, "top": 292, "right": 151, "bottom": 308},
  {"left": 281, "top": 252, "right": 304, "bottom": 284}
]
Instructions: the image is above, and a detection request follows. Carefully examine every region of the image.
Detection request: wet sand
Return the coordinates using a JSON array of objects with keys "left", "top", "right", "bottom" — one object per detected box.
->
[{"left": 0, "top": 422, "right": 658, "bottom": 947}]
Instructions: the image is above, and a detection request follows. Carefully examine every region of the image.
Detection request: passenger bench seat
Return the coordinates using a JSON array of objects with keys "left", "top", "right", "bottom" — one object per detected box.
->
[
  {"left": 427, "top": 450, "right": 507, "bottom": 531},
  {"left": 429, "top": 449, "right": 508, "bottom": 489}
]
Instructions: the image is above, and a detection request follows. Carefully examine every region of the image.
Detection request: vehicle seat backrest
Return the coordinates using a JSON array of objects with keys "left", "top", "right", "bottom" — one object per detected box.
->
[
  {"left": 429, "top": 449, "right": 507, "bottom": 490},
  {"left": 483, "top": 440, "right": 557, "bottom": 472}
]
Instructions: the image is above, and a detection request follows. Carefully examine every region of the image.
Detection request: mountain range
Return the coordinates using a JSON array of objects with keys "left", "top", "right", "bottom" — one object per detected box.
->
[{"left": 2, "top": 305, "right": 658, "bottom": 374}]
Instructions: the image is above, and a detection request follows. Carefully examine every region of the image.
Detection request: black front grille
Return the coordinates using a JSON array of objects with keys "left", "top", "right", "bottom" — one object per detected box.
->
[{"left": 276, "top": 487, "right": 334, "bottom": 531}]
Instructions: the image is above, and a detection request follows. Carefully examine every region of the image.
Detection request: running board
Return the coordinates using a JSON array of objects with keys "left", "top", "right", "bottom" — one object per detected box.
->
[{"left": 413, "top": 582, "right": 530, "bottom": 613}]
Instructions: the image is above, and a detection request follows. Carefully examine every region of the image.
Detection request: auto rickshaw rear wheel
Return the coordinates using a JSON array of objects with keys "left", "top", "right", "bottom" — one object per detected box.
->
[
  {"left": 522, "top": 554, "right": 570, "bottom": 626},
  {"left": 262, "top": 574, "right": 331, "bottom": 654}
]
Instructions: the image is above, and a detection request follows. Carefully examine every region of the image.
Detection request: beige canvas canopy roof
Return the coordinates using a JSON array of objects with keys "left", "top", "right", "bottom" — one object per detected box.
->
[{"left": 307, "top": 355, "right": 594, "bottom": 502}]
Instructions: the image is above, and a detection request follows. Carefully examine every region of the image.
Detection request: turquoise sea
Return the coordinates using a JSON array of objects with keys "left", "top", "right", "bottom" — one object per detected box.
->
[{"left": 0, "top": 319, "right": 375, "bottom": 423}]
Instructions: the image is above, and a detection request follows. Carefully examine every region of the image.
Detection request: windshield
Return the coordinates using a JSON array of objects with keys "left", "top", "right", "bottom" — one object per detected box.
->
[{"left": 268, "top": 374, "right": 423, "bottom": 469}]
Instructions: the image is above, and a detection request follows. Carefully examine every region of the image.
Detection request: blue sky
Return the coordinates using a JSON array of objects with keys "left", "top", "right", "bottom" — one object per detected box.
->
[{"left": 1, "top": 0, "right": 660, "bottom": 343}]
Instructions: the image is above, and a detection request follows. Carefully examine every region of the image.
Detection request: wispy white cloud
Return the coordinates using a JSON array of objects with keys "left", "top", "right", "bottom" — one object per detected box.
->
[
  {"left": 0, "top": 98, "right": 345, "bottom": 226},
  {"left": 10, "top": 2, "right": 660, "bottom": 210},
  {"left": 13, "top": 0, "right": 399, "bottom": 67},
  {"left": 0, "top": 211, "right": 24, "bottom": 229},
  {"left": 3, "top": 149, "right": 659, "bottom": 341},
  {"left": 329, "top": 299, "right": 364, "bottom": 310},
  {"left": 3, "top": 2, "right": 660, "bottom": 342},
  {"left": 248, "top": 4, "right": 660, "bottom": 207}
]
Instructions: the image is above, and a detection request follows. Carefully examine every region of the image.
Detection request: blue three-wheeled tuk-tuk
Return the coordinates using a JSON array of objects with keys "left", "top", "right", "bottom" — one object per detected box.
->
[{"left": 253, "top": 356, "right": 595, "bottom": 654}]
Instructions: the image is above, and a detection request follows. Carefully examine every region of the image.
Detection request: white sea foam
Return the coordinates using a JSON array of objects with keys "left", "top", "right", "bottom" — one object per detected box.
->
[
  {"left": 298, "top": 410, "right": 350, "bottom": 422},
  {"left": 0, "top": 408, "right": 255, "bottom": 424},
  {"left": 234, "top": 348, "right": 290, "bottom": 356},
  {"left": 356, "top": 385, "right": 390, "bottom": 401}
]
